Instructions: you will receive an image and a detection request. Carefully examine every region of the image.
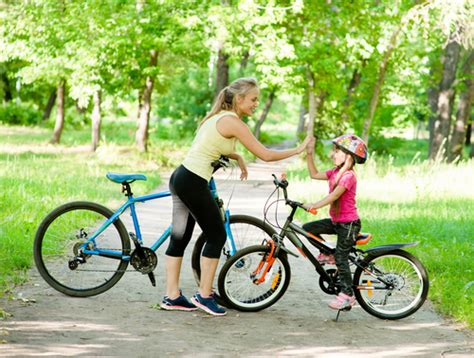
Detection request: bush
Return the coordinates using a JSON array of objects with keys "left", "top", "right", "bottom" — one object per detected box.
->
[{"left": 0, "top": 102, "right": 42, "bottom": 125}]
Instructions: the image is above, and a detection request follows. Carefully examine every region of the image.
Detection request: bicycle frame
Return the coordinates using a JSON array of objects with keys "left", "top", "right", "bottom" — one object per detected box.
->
[
  {"left": 266, "top": 174, "right": 420, "bottom": 291},
  {"left": 80, "top": 177, "right": 237, "bottom": 261},
  {"left": 273, "top": 203, "right": 337, "bottom": 284}
]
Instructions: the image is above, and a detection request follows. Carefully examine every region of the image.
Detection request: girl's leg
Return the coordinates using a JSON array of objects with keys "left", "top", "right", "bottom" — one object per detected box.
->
[
  {"left": 302, "top": 218, "right": 335, "bottom": 237},
  {"left": 334, "top": 220, "right": 361, "bottom": 296}
]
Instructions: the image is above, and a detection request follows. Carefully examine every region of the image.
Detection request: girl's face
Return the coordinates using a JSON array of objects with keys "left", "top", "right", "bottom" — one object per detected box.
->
[
  {"left": 236, "top": 87, "right": 259, "bottom": 117},
  {"left": 331, "top": 146, "right": 349, "bottom": 167}
]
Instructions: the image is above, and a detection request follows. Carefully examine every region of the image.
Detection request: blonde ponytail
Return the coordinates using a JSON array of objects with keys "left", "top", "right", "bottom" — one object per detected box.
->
[{"left": 200, "top": 77, "right": 258, "bottom": 127}]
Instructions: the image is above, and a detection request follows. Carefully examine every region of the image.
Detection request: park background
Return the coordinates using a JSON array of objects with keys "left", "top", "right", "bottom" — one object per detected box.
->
[{"left": 0, "top": 0, "right": 472, "bottom": 329}]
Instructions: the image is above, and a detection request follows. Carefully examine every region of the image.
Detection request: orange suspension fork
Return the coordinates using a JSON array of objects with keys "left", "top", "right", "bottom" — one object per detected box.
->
[{"left": 252, "top": 240, "right": 276, "bottom": 285}]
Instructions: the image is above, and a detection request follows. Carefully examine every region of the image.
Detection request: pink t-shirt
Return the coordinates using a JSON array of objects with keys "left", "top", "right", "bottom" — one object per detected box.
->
[{"left": 325, "top": 168, "right": 359, "bottom": 223}]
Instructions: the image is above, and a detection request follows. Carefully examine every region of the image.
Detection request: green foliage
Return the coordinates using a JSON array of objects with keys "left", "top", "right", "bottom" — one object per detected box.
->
[
  {"left": 0, "top": 123, "right": 189, "bottom": 289},
  {"left": 0, "top": 102, "right": 42, "bottom": 125},
  {"left": 155, "top": 66, "right": 212, "bottom": 134}
]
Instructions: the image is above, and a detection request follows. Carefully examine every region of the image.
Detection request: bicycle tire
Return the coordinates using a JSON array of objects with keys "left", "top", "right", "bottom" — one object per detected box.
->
[
  {"left": 33, "top": 201, "right": 131, "bottom": 297},
  {"left": 218, "top": 244, "right": 291, "bottom": 312},
  {"left": 191, "top": 215, "right": 276, "bottom": 305},
  {"left": 353, "top": 249, "right": 429, "bottom": 320}
]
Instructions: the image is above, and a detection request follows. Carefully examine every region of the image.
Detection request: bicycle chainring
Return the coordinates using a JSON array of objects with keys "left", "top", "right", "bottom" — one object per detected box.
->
[
  {"left": 319, "top": 268, "right": 341, "bottom": 295},
  {"left": 73, "top": 241, "right": 92, "bottom": 259},
  {"left": 130, "top": 247, "right": 157, "bottom": 274}
]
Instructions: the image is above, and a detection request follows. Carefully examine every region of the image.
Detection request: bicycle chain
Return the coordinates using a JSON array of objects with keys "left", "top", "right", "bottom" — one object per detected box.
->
[{"left": 73, "top": 247, "right": 139, "bottom": 273}]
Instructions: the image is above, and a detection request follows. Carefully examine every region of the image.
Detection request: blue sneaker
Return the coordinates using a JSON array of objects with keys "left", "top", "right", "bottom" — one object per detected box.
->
[
  {"left": 160, "top": 290, "right": 197, "bottom": 311},
  {"left": 191, "top": 293, "right": 226, "bottom": 316}
]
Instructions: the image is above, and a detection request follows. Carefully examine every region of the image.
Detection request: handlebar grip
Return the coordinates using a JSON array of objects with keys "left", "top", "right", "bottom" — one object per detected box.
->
[{"left": 307, "top": 207, "right": 318, "bottom": 215}]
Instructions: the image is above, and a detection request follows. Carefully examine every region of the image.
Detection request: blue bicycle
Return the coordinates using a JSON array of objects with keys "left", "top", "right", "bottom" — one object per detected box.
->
[{"left": 33, "top": 158, "right": 275, "bottom": 297}]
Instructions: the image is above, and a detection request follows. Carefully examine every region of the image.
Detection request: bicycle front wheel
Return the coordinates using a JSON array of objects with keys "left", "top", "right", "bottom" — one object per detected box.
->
[
  {"left": 191, "top": 214, "right": 276, "bottom": 289},
  {"left": 353, "top": 249, "right": 429, "bottom": 320},
  {"left": 33, "top": 201, "right": 131, "bottom": 297},
  {"left": 218, "top": 245, "right": 291, "bottom": 312}
]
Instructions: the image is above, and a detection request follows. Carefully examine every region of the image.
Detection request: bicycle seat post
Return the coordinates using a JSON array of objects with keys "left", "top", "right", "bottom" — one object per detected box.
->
[{"left": 121, "top": 182, "right": 133, "bottom": 197}]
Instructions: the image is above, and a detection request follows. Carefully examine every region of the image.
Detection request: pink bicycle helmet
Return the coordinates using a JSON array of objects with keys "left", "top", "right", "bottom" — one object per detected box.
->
[{"left": 332, "top": 134, "right": 368, "bottom": 164}]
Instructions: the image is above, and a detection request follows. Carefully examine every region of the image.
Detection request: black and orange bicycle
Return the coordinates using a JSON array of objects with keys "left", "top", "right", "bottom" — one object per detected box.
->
[{"left": 217, "top": 174, "right": 429, "bottom": 320}]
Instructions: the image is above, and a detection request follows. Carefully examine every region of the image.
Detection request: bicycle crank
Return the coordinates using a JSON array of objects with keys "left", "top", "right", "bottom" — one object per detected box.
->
[
  {"left": 130, "top": 247, "right": 157, "bottom": 274},
  {"left": 319, "top": 268, "right": 341, "bottom": 295}
]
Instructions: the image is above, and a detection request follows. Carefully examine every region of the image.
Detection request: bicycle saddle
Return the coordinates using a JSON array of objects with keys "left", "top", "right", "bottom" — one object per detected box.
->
[
  {"left": 106, "top": 172, "right": 147, "bottom": 184},
  {"left": 355, "top": 233, "right": 372, "bottom": 245}
]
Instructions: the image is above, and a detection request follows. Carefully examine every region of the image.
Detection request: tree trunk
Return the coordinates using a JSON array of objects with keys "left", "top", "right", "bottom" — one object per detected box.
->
[
  {"left": 341, "top": 68, "right": 362, "bottom": 122},
  {"left": 448, "top": 51, "right": 474, "bottom": 162},
  {"left": 1, "top": 72, "right": 12, "bottom": 102},
  {"left": 430, "top": 34, "right": 461, "bottom": 160},
  {"left": 296, "top": 93, "right": 308, "bottom": 136},
  {"left": 50, "top": 80, "right": 65, "bottom": 144},
  {"left": 362, "top": 24, "right": 403, "bottom": 143},
  {"left": 214, "top": 46, "right": 229, "bottom": 101},
  {"left": 254, "top": 90, "right": 275, "bottom": 140},
  {"left": 307, "top": 70, "right": 326, "bottom": 137},
  {"left": 42, "top": 91, "right": 56, "bottom": 121},
  {"left": 470, "top": 124, "right": 474, "bottom": 158},
  {"left": 466, "top": 123, "right": 471, "bottom": 146},
  {"left": 307, "top": 71, "right": 316, "bottom": 136},
  {"left": 427, "top": 86, "right": 439, "bottom": 154},
  {"left": 135, "top": 49, "right": 158, "bottom": 152},
  {"left": 91, "top": 90, "right": 101, "bottom": 152},
  {"left": 239, "top": 50, "right": 249, "bottom": 77}
]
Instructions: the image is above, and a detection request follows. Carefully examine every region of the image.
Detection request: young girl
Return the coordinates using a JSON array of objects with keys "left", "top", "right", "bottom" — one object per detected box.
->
[
  {"left": 302, "top": 134, "right": 368, "bottom": 310},
  {"left": 160, "top": 77, "right": 311, "bottom": 316}
]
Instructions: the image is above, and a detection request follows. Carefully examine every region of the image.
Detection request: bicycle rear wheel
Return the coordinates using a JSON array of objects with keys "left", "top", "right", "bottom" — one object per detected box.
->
[
  {"left": 218, "top": 245, "right": 291, "bottom": 312},
  {"left": 34, "top": 201, "right": 131, "bottom": 297},
  {"left": 353, "top": 249, "right": 429, "bottom": 320},
  {"left": 191, "top": 215, "right": 276, "bottom": 302}
]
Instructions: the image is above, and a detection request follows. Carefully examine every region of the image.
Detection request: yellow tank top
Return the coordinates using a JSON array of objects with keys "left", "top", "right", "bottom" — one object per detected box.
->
[{"left": 182, "top": 111, "right": 238, "bottom": 181}]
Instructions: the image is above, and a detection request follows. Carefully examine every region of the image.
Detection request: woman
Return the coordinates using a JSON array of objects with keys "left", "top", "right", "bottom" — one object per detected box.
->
[{"left": 160, "top": 77, "right": 311, "bottom": 316}]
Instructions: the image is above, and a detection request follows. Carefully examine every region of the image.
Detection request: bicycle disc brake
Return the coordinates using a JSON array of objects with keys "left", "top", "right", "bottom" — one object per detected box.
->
[
  {"left": 130, "top": 247, "right": 157, "bottom": 274},
  {"left": 319, "top": 268, "right": 340, "bottom": 295}
]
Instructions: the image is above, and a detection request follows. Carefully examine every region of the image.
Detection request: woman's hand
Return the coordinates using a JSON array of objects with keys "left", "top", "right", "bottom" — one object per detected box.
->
[
  {"left": 237, "top": 155, "right": 248, "bottom": 180},
  {"left": 298, "top": 135, "right": 313, "bottom": 154}
]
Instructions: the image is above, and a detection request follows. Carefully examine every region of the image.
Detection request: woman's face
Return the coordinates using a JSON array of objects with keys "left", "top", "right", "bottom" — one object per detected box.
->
[{"left": 236, "top": 87, "right": 259, "bottom": 117}]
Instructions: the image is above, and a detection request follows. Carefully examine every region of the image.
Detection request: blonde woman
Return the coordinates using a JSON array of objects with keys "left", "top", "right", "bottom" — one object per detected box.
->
[{"left": 160, "top": 77, "right": 311, "bottom": 316}]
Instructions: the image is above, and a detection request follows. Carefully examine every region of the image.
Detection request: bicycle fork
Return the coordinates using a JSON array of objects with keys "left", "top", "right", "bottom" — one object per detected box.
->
[{"left": 251, "top": 240, "right": 277, "bottom": 285}]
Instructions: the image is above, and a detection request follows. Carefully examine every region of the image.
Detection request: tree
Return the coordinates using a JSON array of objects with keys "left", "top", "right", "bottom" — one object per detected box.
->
[
  {"left": 254, "top": 90, "right": 275, "bottom": 139},
  {"left": 448, "top": 50, "right": 474, "bottom": 162},
  {"left": 91, "top": 90, "right": 101, "bottom": 152},
  {"left": 50, "top": 80, "right": 65, "bottom": 144},
  {"left": 430, "top": 34, "right": 461, "bottom": 160}
]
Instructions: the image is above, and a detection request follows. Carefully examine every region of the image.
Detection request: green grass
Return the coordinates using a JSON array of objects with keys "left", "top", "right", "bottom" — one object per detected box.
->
[
  {"left": 288, "top": 152, "right": 474, "bottom": 328},
  {"left": 0, "top": 122, "right": 188, "bottom": 291}
]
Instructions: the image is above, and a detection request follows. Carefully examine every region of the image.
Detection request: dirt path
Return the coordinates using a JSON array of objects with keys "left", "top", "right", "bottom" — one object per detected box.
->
[{"left": 1, "top": 160, "right": 472, "bottom": 357}]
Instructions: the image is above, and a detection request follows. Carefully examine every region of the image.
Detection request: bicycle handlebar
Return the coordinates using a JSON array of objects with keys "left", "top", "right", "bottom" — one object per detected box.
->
[
  {"left": 271, "top": 173, "right": 317, "bottom": 215},
  {"left": 211, "top": 156, "right": 230, "bottom": 174}
]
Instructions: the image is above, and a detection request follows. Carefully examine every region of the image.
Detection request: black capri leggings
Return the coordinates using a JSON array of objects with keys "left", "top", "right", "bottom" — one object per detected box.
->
[{"left": 165, "top": 165, "right": 226, "bottom": 259}]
